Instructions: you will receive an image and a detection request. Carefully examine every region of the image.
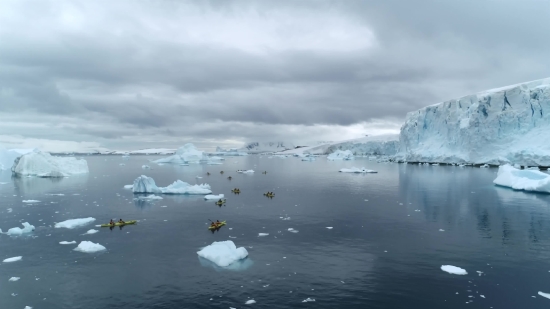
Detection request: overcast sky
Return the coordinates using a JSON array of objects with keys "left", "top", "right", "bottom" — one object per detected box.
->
[{"left": 1, "top": 0, "right": 549, "bottom": 151}]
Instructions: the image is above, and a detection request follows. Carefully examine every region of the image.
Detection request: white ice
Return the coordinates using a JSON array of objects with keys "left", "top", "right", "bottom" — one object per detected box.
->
[
  {"left": 339, "top": 167, "right": 377, "bottom": 173},
  {"left": 82, "top": 229, "right": 99, "bottom": 235},
  {"left": 258, "top": 233, "right": 269, "bottom": 237},
  {"left": 6, "top": 222, "right": 35, "bottom": 236},
  {"left": 9, "top": 277, "right": 20, "bottom": 281},
  {"left": 326, "top": 227, "right": 333, "bottom": 229},
  {"left": 59, "top": 241, "right": 76, "bottom": 245},
  {"left": 55, "top": 217, "right": 96, "bottom": 229},
  {"left": 153, "top": 143, "right": 207, "bottom": 164},
  {"left": 132, "top": 175, "right": 212, "bottom": 195},
  {"left": 327, "top": 150, "right": 354, "bottom": 161},
  {"left": 204, "top": 194, "right": 224, "bottom": 200},
  {"left": 123, "top": 185, "right": 133, "bottom": 189},
  {"left": 196, "top": 240, "right": 248, "bottom": 267},
  {"left": 0, "top": 146, "right": 23, "bottom": 170},
  {"left": 538, "top": 291, "right": 550, "bottom": 299},
  {"left": 245, "top": 299, "right": 257, "bottom": 304},
  {"left": 237, "top": 170, "right": 255, "bottom": 174},
  {"left": 493, "top": 164, "right": 550, "bottom": 193},
  {"left": 11, "top": 149, "right": 89, "bottom": 177},
  {"left": 3, "top": 256, "right": 22, "bottom": 263},
  {"left": 73, "top": 241, "right": 106, "bottom": 253},
  {"left": 302, "top": 298, "right": 316, "bottom": 302},
  {"left": 22, "top": 200, "right": 40, "bottom": 203},
  {"left": 441, "top": 265, "right": 468, "bottom": 275}
]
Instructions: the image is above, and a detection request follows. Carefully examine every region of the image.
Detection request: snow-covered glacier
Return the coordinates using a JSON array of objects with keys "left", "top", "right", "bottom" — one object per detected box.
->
[
  {"left": 275, "top": 135, "right": 399, "bottom": 157},
  {"left": 11, "top": 150, "right": 89, "bottom": 177},
  {"left": 396, "top": 78, "right": 550, "bottom": 165}
]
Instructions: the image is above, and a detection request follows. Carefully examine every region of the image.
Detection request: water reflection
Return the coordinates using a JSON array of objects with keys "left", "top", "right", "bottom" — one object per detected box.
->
[
  {"left": 12, "top": 174, "right": 88, "bottom": 195},
  {"left": 198, "top": 256, "right": 254, "bottom": 272}
]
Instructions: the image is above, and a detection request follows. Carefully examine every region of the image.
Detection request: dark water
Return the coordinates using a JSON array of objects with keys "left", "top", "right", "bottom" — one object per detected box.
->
[{"left": 1, "top": 155, "right": 550, "bottom": 308}]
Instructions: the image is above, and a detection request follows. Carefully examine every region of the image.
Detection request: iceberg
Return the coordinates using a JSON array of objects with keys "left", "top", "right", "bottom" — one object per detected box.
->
[
  {"left": 396, "top": 78, "right": 550, "bottom": 165},
  {"left": 153, "top": 143, "right": 207, "bottom": 164},
  {"left": 440, "top": 265, "right": 467, "bottom": 275},
  {"left": 3, "top": 256, "right": 22, "bottom": 263},
  {"left": 197, "top": 240, "right": 249, "bottom": 267},
  {"left": 493, "top": 164, "right": 550, "bottom": 193},
  {"left": 339, "top": 167, "right": 377, "bottom": 173},
  {"left": 73, "top": 241, "right": 106, "bottom": 253},
  {"left": 132, "top": 175, "right": 212, "bottom": 195},
  {"left": 6, "top": 222, "right": 35, "bottom": 236},
  {"left": 327, "top": 150, "right": 354, "bottom": 161},
  {"left": 204, "top": 194, "right": 224, "bottom": 200},
  {"left": 55, "top": 217, "right": 96, "bottom": 229},
  {"left": 11, "top": 149, "right": 89, "bottom": 177}
]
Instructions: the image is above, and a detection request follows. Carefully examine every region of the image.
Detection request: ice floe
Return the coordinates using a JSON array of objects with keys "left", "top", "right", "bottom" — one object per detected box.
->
[
  {"left": 493, "top": 164, "right": 550, "bottom": 193},
  {"left": 59, "top": 241, "right": 76, "bottom": 245},
  {"left": 204, "top": 194, "right": 224, "bottom": 200},
  {"left": 73, "top": 241, "right": 106, "bottom": 253},
  {"left": 82, "top": 229, "right": 99, "bottom": 235},
  {"left": 339, "top": 167, "right": 377, "bottom": 173},
  {"left": 3, "top": 256, "right": 22, "bottom": 263},
  {"left": 326, "top": 227, "right": 333, "bottom": 229},
  {"left": 245, "top": 299, "right": 256, "bottom": 305},
  {"left": 441, "top": 265, "right": 467, "bottom": 275},
  {"left": 6, "top": 222, "right": 35, "bottom": 236},
  {"left": 132, "top": 175, "right": 212, "bottom": 195},
  {"left": 142, "top": 165, "right": 151, "bottom": 169},
  {"left": 12, "top": 149, "right": 89, "bottom": 177},
  {"left": 9, "top": 277, "right": 20, "bottom": 281},
  {"left": 302, "top": 298, "right": 316, "bottom": 302},
  {"left": 196, "top": 240, "right": 248, "bottom": 267},
  {"left": 538, "top": 291, "right": 550, "bottom": 299},
  {"left": 55, "top": 217, "right": 96, "bottom": 229},
  {"left": 123, "top": 184, "right": 133, "bottom": 189},
  {"left": 258, "top": 233, "right": 269, "bottom": 237}
]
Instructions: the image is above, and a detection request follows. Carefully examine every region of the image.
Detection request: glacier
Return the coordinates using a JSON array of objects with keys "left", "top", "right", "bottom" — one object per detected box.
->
[
  {"left": 153, "top": 143, "right": 207, "bottom": 164},
  {"left": 133, "top": 175, "right": 212, "bottom": 195},
  {"left": 395, "top": 78, "right": 550, "bottom": 165},
  {"left": 11, "top": 149, "right": 89, "bottom": 177}
]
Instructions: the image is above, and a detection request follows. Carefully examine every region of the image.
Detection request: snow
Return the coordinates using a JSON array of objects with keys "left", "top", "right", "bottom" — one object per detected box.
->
[
  {"left": 11, "top": 149, "right": 89, "bottom": 177},
  {"left": 82, "top": 229, "right": 99, "bottom": 235},
  {"left": 132, "top": 175, "right": 212, "bottom": 195},
  {"left": 59, "top": 241, "right": 76, "bottom": 245},
  {"left": 395, "top": 77, "right": 550, "bottom": 165},
  {"left": 204, "top": 194, "right": 224, "bottom": 200},
  {"left": 153, "top": 143, "right": 207, "bottom": 164},
  {"left": 196, "top": 240, "right": 249, "bottom": 267},
  {"left": 237, "top": 170, "right": 255, "bottom": 174},
  {"left": 9, "top": 277, "right": 20, "bottom": 282},
  {"left": 22, "top": 200, "right": 40, "bottom": 203},
  {"left": 55, "top": 217, "right": 96, "bottom": 229},
  {"left": 245, "top": 299, "right": 257, "bottom": 304},
  {"left": 339, "top": 167, "right": 377, "bottom": 173},
  {"left": 3, "top": 256, "right": 22, "bottom": 263},
  {"left": 538, "top": 291, "right": 550, "bottom": 300},
  {"left": 73, "top": 241, "right": 106, "bottom": 253},
  {"left": 327, "top": 150, "right": 354, "bottom": 161},
  {"left": 441, "top": 265, "right": 468, "bottom": 275},
  {"left": 493, "top": 164, "right": 550, "bottom": 193},
  {"left": 6, "top": 222, "right": 35, "bottom": 236}
]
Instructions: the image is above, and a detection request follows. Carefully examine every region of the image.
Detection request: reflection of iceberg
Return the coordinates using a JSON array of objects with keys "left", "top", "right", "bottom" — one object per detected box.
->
[
  {"left": 198, "top": 256, "right": 253, "bottom": 272},
  {"left": 13, "top": 174, "right": 88, "bottom": 196}
]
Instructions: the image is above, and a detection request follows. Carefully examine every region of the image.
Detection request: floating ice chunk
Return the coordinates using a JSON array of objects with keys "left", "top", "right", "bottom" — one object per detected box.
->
[
  {"left": 258, "top": 233, "right": 269, "bottom": 237},
  {"left": 82, "top": 229, "right": 99, "bottom": 235},
  {"left": 12, "top": 149, "right": 89, "bottom": 177},
  {"left": 287, "top": 228, "right": 299, "bottom": 233},
  {"left": 119, "top": 163, "right": 125, "bottom": 166},
  {"left": 9, "top": 277, "right": 20, "bottom": 281},
  {"left": 538, "top": 291, "right": 550, "bottom": 299},
  {"left": 7, "top": 208, "right": 12, "bottom": 213},
  {"left": 123, "top": 184, "right": 133, "bottom": 189},
  {"left": 25, "top": 306, "right": 32, "bottom": 309},
  {"left": 59, "top": 241, "right": 76, "bottom": 245},
  {"left": 204, "top": 194, "right": 224, "bottom": 200},
  {"left": 197, "top": 240, "right": 248, "bottom": 267},
  {"left": 302, "top": 298, "right": 316, "bottom": 302},
  {"left": 6, "top": 222, "right": 35, "bottom": 236},
  {"left": 132, "top": 175, "right": 161, "bottom": 194},
  {"left": 439, "top": 229, "right": 445, "bottom": 232},
  {"left": 339, "top": 167, "right": 377, "bottom": 173},
  {"left": 237, "top": 170, "right": 255, "bottom": 174},
  {"left": 55, "top": 217, "right": 96, "bottom": 229},
  {"left": 493, "top": 164, "right": 550, "bottom": 193},
  {"left": 245, "top": 299, "right": 256, "bottom": 304},
  {"left": 142, "top": 165, "right": 151, "bottom": 169},
  {"left": 73, "top": 241, "right": 106, "bottom": 253},
  {"left": 480, "top": 295, "right": 485, "bottom": 298},
  {"left": 327, "top": 150, "right": 354, "bottom": 161},
  {"left": 441, "top": 265, "right": 467, "bottom": 275},
  {"left": 132, "top": 175, "right": 212, "bottom": 195},
  {"left": 476, "top": 271, "right": 483, "bottom": 276},
  {"left": 22, "top": 200, "right": 40, "bottom": 203},
  {"left": 3, "top": 256, "right": 22, "bottom": 263},
  {"left": 326, "top": 227, "right": 333, "bottom": 229}
]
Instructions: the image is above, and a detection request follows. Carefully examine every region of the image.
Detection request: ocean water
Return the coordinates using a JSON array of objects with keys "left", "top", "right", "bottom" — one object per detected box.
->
[{"left": 1, "top": 155, "right": 550, "bottom": 308}]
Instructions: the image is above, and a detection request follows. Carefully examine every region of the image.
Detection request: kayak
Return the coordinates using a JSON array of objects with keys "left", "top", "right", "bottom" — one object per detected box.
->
[
  {"left": 100, "top": 220, "right": 137, "bottom": 227},
  {"left": 208, "top": 221, "right": 226, "bottom": 230},
  {"left": 215, "top": 200, "right": 226, "bottom": 205}
]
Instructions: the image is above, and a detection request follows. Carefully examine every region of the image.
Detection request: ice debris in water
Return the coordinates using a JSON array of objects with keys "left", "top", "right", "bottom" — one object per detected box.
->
[
  {"left": 439, "top": 229, "right": 445, "bottom": 232},
  {"left": 59, "top": 241, "right": 76, "bottom": 245},
  {"left": 3, "top": 256, "right": 22, "bottom": 263},
  {"left": 326, "top": 227, "right": 333, "bottom": 229},
  {"left": 82, "top": 229, "right": 99, "bottom": 235},
  {"left": 237, "top": 170, "right": 255, "bottom": 174},
  {"left": 7, "top": 208, "right": 12, "bottom": 213},
  {"left": 6, "top": 222, "right": 35, "bottom": 236},
  {"left": 245, "top": 299, "right": 256, "bottom": 304},
  {"left": 287, "top": 228, "right": 299, "bottom": 233},
  {"left": 123, "top": 185, "right": 133, "bottom": 189},
  {"left": 339, "top": 167, "right": 377, "bottom": 173},
  {"left": 22, "top": 200, "right": 40, "bottom": 203},
  {"left": 55, "top": 217, "right": 96, "bottom": 229},
  {"left": 204, "top": 194, "right": 224, "bottom": 200},
  {"left": 538, "top": 291, "right": 550, "bottom": 299},
  {"left": 302, "top": 298, "right": 316, "bottom": 302},
  {"left": 441, "top": 265, "right": 467, "bottom": 275},
  {"left": 493, "top": 164, "right": 550, "bottom": 193},
  {"left": 197, "top": 240, "right": 248, "bottom": 267},
  {"left": 258, "top": 233, "right": 269, "bottom": 237},
  {"left": 73, "top": 241, "right": 106, "bottom": 253},
  {"left": 132, "top": 175, "right": 212, "bottom": 195},
  {"left": 9, "top": 277, "right": 20, "bottom": 281}
]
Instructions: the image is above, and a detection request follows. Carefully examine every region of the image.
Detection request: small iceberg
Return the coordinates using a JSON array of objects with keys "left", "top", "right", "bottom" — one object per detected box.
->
[
  {"left": 73, "top": 241, "right": 106, "bottom": 253},
  {"left": 55, "top": 217, "right": 96, "bottom": 229},
  {"left": 302, "top": 298, "right": 316, "bottom": 302},
  {"left": 327, "top": 150, "right": 354, "bottom": 161},
  {"left": 6, "top": 222, "right": 35, "bottom": 236},
  {"left": 440, "top": 265, "right": 467, "bottom": 275},
  {"left": 258, "top": 233, "right": 269, "bottom": 237},
  {"left": 245, "top": 300, "right": 256, "bottom": 305},
  {"left": 8, "top": 277, "right": 20, "bottom": 282},
  {"left": 197, "top": 240, "right": 248, "bottom": 267},
  {"left": 123, "top": 184, "right": 133, "bottom": 189},
  {"left": 59, "top": 241, "right": 76, "bottom": 245},
  {"left": 339, "top": 167, "right": 377, "bottom": 173},
  {"left": 493, "top": 164, "right": 550, "bottom": 193},
  {"left": 301, "top": 157, "right": 316, "bottom": 161},
  {"left": 204, "top": 194, "right": 224, "bottom": 200},
  {"left": 132, "top": 175, "right": 212, "bottom": 195},
  {"left": 3, "top": 256, "right": 22, "bottom": 263},
  {"left": 142, "top": 165, "right": 151, "bottom": 169},
  {"left": 82, "top": 229, "right": 99, "bottom": 235}
]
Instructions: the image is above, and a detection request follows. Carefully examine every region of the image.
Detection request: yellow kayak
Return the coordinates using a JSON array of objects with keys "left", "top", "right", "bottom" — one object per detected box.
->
[
  {"left": 100, "top": 220, "right": 137, "bottom": 227},
  {"left": 208, "top": 221, "right": 226, "bottom": 230}
]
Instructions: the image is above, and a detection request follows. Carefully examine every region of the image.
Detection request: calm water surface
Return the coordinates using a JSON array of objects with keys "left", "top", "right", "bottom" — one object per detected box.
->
[{"left": 1, "top": 155, "right": 550, "bottom": 308}]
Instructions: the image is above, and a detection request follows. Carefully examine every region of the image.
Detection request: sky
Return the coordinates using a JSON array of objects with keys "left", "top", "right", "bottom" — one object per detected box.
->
[{"left": 1, "top": 0, "right": 550, "bottom": 152}]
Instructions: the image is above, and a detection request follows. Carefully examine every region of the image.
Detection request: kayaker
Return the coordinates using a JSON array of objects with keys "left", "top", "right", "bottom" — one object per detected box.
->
[
  {"left": 118, "top": 219, "right": 125, "bottom": 224},
  {"left": 210, "top": 222, "right": 216, "bottom": 228},
  {"left": 109, "top": 219, "right": 115, "bottom": 226},
  {"left": 216, "top": 220, "right": 220, "bottom": 224},
  {"left": 218, "top": 199, "right": 223, "bottom": 203}
]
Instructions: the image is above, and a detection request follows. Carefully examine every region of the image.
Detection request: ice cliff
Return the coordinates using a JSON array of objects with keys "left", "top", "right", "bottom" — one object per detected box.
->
[{"left": 396, "top": 78, "right": 550, "bottom": 165}]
